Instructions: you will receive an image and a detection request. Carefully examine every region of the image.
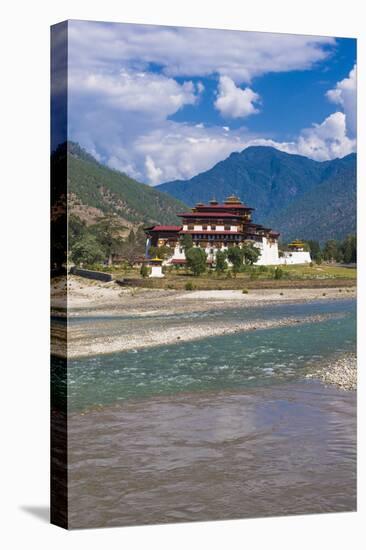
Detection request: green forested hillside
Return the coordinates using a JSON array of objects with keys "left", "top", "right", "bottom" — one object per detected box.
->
[
  {"left": 157, "top": 146, "right": 356, "bottom": 242},
  {"left": 53, "top": 141, "right": 187, "bottom": 226},
  {"left": 267, "top": 154, "right": 356, "bottom": 242}
]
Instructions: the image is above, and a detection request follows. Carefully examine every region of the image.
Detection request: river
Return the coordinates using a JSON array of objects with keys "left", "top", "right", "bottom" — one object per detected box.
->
[{"left": 53, "top": 298, "right": 357, "bottom": 528}]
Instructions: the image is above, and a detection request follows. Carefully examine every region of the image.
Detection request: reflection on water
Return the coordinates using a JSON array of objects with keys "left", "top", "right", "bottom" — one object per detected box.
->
[{"left": 68, "top": 382, "right": 356, "bottom": 528}]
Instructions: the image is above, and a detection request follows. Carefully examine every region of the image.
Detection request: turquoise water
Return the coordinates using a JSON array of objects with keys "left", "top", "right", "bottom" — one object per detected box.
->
[{"left": 63, "top": 299, "right": 356, "bottom": 411}]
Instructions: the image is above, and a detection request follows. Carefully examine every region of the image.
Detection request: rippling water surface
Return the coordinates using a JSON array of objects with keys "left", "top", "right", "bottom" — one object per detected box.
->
[
  {"left": 55, "top": 298, "right": 357, "bottom": 528},
  {"left": 66, "top": 299, "right": 356, "bottom": 411}
]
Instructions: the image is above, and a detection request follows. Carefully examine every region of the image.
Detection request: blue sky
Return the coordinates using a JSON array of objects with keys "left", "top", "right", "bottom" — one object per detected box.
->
[
  {"left": 170, "top": 38, "right": 355, "bottom": 140},
  {"left": 54, "top": 21, "right": 357, "bottom": 185}
]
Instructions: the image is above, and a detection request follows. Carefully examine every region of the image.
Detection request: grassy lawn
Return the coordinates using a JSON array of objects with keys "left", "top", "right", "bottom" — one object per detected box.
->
[
  {"left": 100, "top": 263, "right": 356, "bottom": 290},
  {"left": 278, "top": 264, "right": 357, "bottom": 279}
]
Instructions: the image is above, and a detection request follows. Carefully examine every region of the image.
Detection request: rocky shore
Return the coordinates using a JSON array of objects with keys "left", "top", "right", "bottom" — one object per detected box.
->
[
  {"left": 50, "top": 276, "right": 355, "bottom": 361},
  {"left": 64, "top": 312, "right": 339, "bottom": 358},
  {"left": 306, "top": 353, "right": 357, "bottom": 391}
]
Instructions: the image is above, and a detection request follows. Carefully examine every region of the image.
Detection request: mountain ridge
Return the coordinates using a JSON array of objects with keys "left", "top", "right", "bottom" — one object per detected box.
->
[
  {"left": 157, "top": 146, "right": 356, "bottom": 242},
  {"left": 52, "top": 141, "right": 188, "bottom": 228}
]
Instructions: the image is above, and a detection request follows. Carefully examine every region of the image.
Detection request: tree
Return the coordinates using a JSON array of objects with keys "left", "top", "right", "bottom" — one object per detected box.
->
[
  {"left": 314, "top": 252, "right": 322, "bottom": 265},
  {"left": 119, "top": 241, "right": 143, "bottom": 267},
  {"left": 322, "top": 236, "right": 357, "bottom": 264},
  {"left": 227, "top": 247, "right": 243, "bottom": 276},
  {"left": 242, "top": 243, "right": 261, "bottom": 265},
  {"left": 89, "top": 215, "right": 127, "bottom": 265},
  {"left": 140, "top": 264, "right": 149, "bottom": 278},
  {"left": 68, "top": 214, "right": 86, "bottom": 249},
  {"left": 323, "top": 240, "right": 340, "bottom": 262},
  {"left": 71, "top": 234, "right": 105, "bottom": 266},
  {"left": 305, "top": 240, "right": 321, "bottom": 260},
  {"left": 186, "top": 247, "right": 207, "bottom": 276},
  {"left": 215, "top": 250, "right": 227, "bottom": 273},
  {"left": 180, "top": 234, "right": 193, "bottom": 251},
  {"left": 339, "top": 234, "right": 356, "bottom": 264},
  {"left": 135, "top": 225, "right": 148, "bottom": 250}
]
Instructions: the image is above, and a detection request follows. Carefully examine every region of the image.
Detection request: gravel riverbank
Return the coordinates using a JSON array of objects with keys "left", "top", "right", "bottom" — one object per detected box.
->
[
  {"left": 63, "top": 312, "right": 340, "bottom": 358},
  {"left": 51, "top": 275, "right": 356, "bottom": 318},
  {"left": 306, "top": 353, "right": 357, "bottom": 390}
]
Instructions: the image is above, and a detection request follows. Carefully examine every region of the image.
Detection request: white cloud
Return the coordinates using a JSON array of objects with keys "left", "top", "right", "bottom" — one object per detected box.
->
[
  {"left": 68, "top": 21, "right": 335, "bottom": 84},
  {"left": 71, "top": 110, "right": 356, "bottom": 186},
  {"left": 69, "top": 68, "right": 197, "bottom": 118},
  {"left": 326, "top": 65, "right": 357, "bottom": 137},
  {"left": 295, "top": 112, "right": 356, "bottom": 160},
  {"left": 215, "top": 76, "right": 260, "bottom": 118},
  {"left": 246, "top": 112, "right": 356, "bottom": 162},
  {"left": 64, "top": 21, "right": 355, "bottom": 186},
  {"left": 133, "top": 113, "right": 355, "bottom": 184},
  {"left": 131, "top": 122, "right": 256, "bottom": 183},
  {"left": 197, "top": 81, "right": 205, "bottom": 94},
  {"left": 145, "top": 155, "right": 163, "bottom": 185}
]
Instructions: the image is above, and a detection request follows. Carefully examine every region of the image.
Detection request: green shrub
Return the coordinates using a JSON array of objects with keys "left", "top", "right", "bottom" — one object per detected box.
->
[
  {"left": 215, "top": 250, "right": 228, "bottom": 273},
  {"left": 140, "top": 264, "right": 149, "bottom": 278},
  {"left": 242, "top": 288, "right": 249, "bottom": 294},
  {"left": 185, "top": 282, "right": 195, "bottom": 291},
  {"left": 274, "top": 267, "right": 284, "bottom": 279},
  {"left": 186, "top": 247, "right": 206, "bottom": 276}
]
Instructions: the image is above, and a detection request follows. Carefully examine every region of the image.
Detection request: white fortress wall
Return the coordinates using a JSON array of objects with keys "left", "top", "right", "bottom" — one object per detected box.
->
[
  {"left": 279, "top": 251, "right": 311, "bottom": 265},
  {"left": 254, "top": 237, "right": 281, "bottom": 265},
  {"left": 165, "top": 238, "right": 311, "bottom": 267}
]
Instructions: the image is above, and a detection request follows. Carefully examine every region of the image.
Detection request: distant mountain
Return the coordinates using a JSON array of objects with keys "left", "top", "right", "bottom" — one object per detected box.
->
[
  {"left": 52, "top": 141, "right": 187, "bottom": 228},
  {"left": 157, "top": 146, "right": 356, "bottom": 242}
]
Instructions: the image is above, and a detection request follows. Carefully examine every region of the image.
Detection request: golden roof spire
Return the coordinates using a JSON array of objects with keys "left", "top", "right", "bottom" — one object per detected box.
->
[{"left": 224, "top": 194, "right": 242, "bottom": 204}]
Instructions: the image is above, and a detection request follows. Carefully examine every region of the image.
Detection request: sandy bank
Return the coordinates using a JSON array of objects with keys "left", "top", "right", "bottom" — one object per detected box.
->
[{"left": 51, "top": 275, "right": 356, "bottom": 318}]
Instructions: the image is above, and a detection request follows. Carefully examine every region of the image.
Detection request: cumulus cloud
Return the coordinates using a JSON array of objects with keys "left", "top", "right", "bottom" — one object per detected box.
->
[
  {"left": 145, "top": 155, "right": 163, "bottom": 185},
  {"left": 295, "top": 112, "right": 356, "bottom": 160},
  {"left": 246, "top": 112, "right": 356, "bottom": 162},
  {"left": 130, "top": 112, "right": 355, "bottom": 184},
  {"left": 63, "top": 21, "right": 355, "bottom": 186},
  {"left": 70, "top": 109, "right": 356, "bottom": 186},
  {"left": 135, "top": 123, "right": 250, "bottom": 183},
  {"left": 215, "top": 76, "right": 260, "bottom": 118},
  {"left": 69, "top": 68, "right": 198, "bottom": 118},
  {"left": 68, "top": 21, "right": 335, "bottom": 84},
  {"left": 326, "top": 65, "right": 357, "bottom": 137}
]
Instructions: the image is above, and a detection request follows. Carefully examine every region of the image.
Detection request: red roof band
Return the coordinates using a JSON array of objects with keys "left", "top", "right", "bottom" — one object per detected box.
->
[
  {"left": 147, "top": 225, "right": 182, "bottom": 232},
  {"left": 178, "top": 212, "right": 246, "bottom": 218},
  {"left": 180, "top": 230, "right": 244, "bottom": 235},
  {"left": 144, "top": 196, "right": 280, "bottom": 238}
]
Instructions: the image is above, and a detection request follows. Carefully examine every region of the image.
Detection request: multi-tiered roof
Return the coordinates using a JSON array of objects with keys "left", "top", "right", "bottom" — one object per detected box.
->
[
  {"left": 145, "top": 195, "right": 279, "bottom": 242},
  {"left": 179, "top": 196, "right": 279, "bottom": 240}
]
